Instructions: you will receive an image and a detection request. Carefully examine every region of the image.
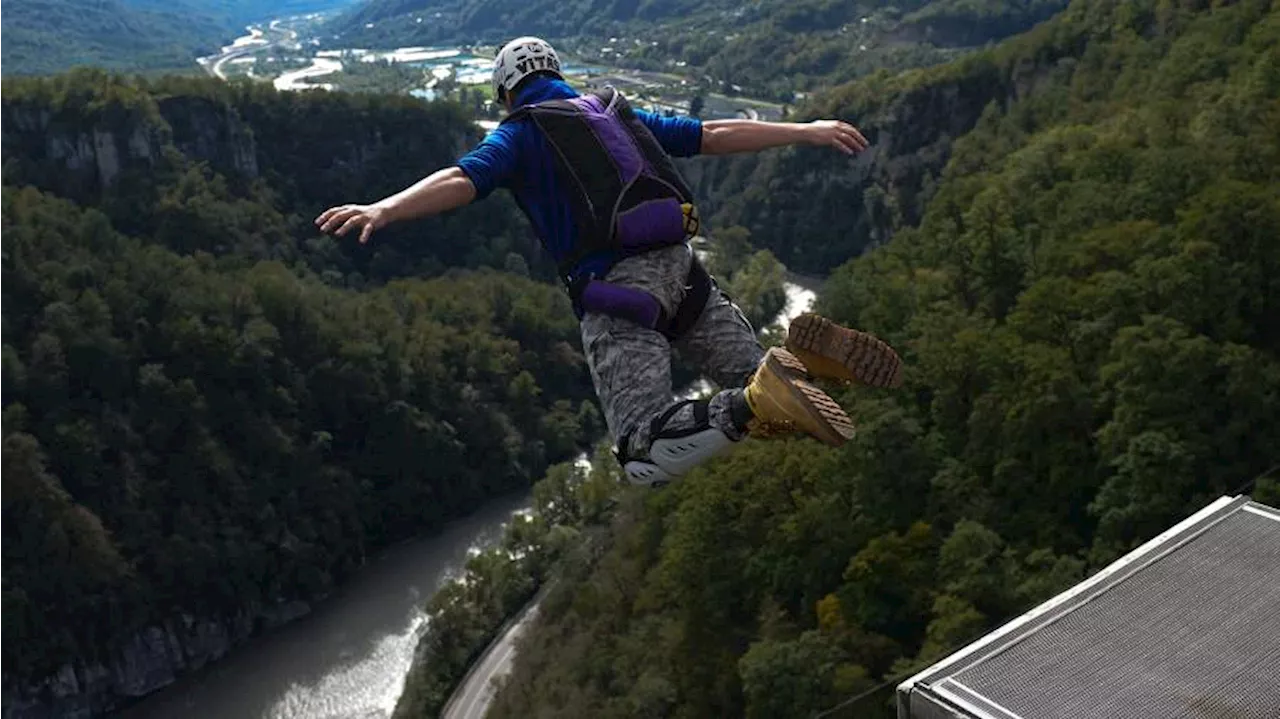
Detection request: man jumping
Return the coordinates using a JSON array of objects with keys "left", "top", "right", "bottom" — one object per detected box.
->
[{"left": 316, "top": 37, "right": 903, "bottom": 487}]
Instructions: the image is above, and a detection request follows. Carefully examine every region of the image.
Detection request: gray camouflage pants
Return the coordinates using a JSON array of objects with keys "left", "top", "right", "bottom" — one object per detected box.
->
[{"left": 580, "top": 244, "right": 765, "bottom": 462}]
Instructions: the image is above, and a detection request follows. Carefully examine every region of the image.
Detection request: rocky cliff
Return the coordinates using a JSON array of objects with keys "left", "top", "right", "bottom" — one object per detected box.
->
[
  {"left": 1, "top": 70, "right": 542, "bottom": 281},
  {"left": 3, "top": 602, "right": 311, "bottom": 719},
  {"left": 1, "top": 72, "right": 478, "bottom": 213}
]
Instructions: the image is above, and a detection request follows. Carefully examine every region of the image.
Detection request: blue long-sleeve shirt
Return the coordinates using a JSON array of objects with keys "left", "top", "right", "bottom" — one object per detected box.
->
[{"left": 455, "top": 76, "right": 704, "bottom": 281}]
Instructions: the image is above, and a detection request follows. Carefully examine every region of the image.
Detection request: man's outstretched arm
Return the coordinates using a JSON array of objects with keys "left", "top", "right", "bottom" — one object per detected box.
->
[
  {"left": 315, "top": 167, "right": 478, "bottom": 244},
  {"left": 700, "top": 119, "right": 869, "bottom": 157}
]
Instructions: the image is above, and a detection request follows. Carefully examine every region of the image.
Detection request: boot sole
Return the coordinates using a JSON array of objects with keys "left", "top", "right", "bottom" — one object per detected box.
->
[
  {"left": 786, "top": 313, "right": 904, "bottom": 388},
  {"left": 766, "top": 348, "right": 856, "bottom": 447}
]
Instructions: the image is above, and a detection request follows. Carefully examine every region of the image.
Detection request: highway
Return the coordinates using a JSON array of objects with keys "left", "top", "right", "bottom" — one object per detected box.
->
[
  {"left": 441, "top": 590, "right": 547, "bottom": 719},
  {"left": 200, "top": 21, "right": 300, "bottom": 81}
]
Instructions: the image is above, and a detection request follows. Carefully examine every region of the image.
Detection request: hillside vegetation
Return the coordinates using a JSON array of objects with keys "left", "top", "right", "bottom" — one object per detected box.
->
[
  {"left": 326, "top": 0, "right": 1070, "bottom": 99},
  {"left": 2, "top": 0, "right": 228, "bottom": 76},
  {"left": 480, "top": 0, "right": 1280, "bottom": 716},
  {"left": 1, "top": 71, "right": 598, "bottom": 714}
]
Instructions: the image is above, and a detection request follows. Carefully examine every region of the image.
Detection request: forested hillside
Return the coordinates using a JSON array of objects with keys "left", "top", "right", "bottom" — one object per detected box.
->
[
  {"left": 1, "top": 70, "right": 545, "bottom": 282},
  {"left": 1, "top": 0, "right": 229, "bottom": 76},
  {"left": 1, "top": 72, "right": 597, "bottom": 716},
  {"left": 0, "top": 0, "right": 353, "bottom": 76},
  {"left": 326, "top": 0, "right": 1069, "bottom": 99},
  {"left": 484, "top": 0, "right": 1280, "bottom": 716},
  {"left": 700, "top": 0, "right": 1279, "bottom": 276}
]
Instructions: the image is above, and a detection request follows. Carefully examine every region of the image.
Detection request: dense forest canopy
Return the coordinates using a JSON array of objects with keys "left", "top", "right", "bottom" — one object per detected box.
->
[
  {"left": 0, "top": 71, "right": 603, "bottom": 711},
  {"left": 1, "top": 71, "right": 552, "bottom": 284},
  {"left": 479, "top": 0, "right": 1280, "bottom": 716}
]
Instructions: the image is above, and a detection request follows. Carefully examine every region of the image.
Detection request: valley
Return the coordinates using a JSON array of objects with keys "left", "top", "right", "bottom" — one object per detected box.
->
[
  {"left": 5, "top": 1, "right": 1277, "bottom": 718},
  {"left": 198, "top": 14, "right": 789, "bottom": 126}
]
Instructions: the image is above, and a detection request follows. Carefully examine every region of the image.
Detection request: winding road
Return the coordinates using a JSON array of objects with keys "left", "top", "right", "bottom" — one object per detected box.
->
[
  {"left": 202, "top": 21, "right": 300, "bottom": 81},
  {"left": 441, "top": 588, "right": 549, "bottom": 719}
]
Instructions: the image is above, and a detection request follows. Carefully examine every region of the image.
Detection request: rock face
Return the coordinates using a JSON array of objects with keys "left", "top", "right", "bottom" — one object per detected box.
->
[
  {"left": 1, "top": 79, "right": 482, "bottom": 215},
  {"left": 157, "top": 95, "right": 261, "bottom": 180},
  {"left": 1, "top": 101, "right": 169, "bottom": 204},
  {"left": 2, "top": 602, "right": 313, "bottom": 719},
  {"left": 1, "top": 93, "right": 261, "bottom": 212}
]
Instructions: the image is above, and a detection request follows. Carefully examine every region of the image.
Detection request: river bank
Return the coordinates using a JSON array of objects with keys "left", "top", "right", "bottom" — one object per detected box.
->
[
  {"left": 438, "top": 582, "right": 551, "bottom": 719},
  {"left": 115, "top": 491, "right": 533, "bottom": 719}
]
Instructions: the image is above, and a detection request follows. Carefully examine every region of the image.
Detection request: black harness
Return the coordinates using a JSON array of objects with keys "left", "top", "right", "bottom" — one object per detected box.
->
[{"left": 501, "top": 86, "right": 710, "bottom": 338}]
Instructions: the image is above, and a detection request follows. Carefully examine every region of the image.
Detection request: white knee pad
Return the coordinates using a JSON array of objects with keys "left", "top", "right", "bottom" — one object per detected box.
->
[
  {"left": 621, "top": 428, "right": 736, "bottom": 488},
  {"left": 623, "top": 460, "right": 677, "bottom": 488},
  {"left": 650, "top": 427, "right": 736, "bottom": 476}
]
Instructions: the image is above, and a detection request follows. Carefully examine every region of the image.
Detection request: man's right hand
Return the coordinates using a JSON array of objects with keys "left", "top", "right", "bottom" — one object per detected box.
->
[
  {"left": 315, "top": 203, "right": 389, "bottom": 245},
  {"left": 803, "top": 120, "right": 870, "bottom": 156}
]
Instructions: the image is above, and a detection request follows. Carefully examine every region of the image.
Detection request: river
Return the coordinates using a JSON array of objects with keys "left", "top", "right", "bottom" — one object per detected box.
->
[
  {"left": 118, "top": 280, "right": 814, "bottom": 719},
  {"left": 117, "top": 492, "right": 533, "bottom": 719}
]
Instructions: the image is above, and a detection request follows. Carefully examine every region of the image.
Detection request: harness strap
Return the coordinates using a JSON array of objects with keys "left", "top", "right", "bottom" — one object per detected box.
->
[
  {"left": 650, "top": 399, "right": 711, "bottom": 440},
  {"left": 506, "top": 87, "right": 697, "bottom": 280},
  {"left": 666, "top": 259, "right": 712, "bottom": 339},
  {"left": 570, "top": 255, "right": 712, "bottom": 341},
  {"left": 614, "top": 398, "right": 712, "bottom": 466}
]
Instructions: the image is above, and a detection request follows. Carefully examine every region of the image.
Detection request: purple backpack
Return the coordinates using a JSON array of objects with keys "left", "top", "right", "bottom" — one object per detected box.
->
[{"left": 505, "top": 86, "right": 709, "bottom": 336}]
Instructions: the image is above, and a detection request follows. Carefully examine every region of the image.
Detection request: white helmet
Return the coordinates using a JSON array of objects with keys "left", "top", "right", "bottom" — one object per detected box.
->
[{"left": 492, "top": 36, "right": 563, "bottom": 101}]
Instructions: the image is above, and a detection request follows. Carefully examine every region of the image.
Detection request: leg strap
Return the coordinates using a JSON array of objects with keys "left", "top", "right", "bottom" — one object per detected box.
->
[
  {"left": 570, "top": 256, "right": 713, "bottom": 341},
  {"left": 614, "top": 399, "right": 735, "bottom": 487}
]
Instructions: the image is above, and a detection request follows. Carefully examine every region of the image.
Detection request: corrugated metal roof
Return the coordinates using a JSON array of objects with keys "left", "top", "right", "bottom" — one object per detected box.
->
[{"left": 898, "top": 496, "right": 1280, "bottom": 719}]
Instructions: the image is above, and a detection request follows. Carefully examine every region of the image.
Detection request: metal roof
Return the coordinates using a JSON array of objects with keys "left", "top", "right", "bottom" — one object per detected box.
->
[{"left": 897, "top": 495, "right": 1280, "bottom": 719}]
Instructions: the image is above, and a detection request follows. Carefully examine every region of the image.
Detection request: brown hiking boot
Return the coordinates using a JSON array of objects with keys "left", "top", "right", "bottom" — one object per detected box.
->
[
  {"left": 743, "top": 347, "right": 856, "bottom": 447},
  {"left": 785, "top": 313, "right": 904, "bottom": 388}
]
